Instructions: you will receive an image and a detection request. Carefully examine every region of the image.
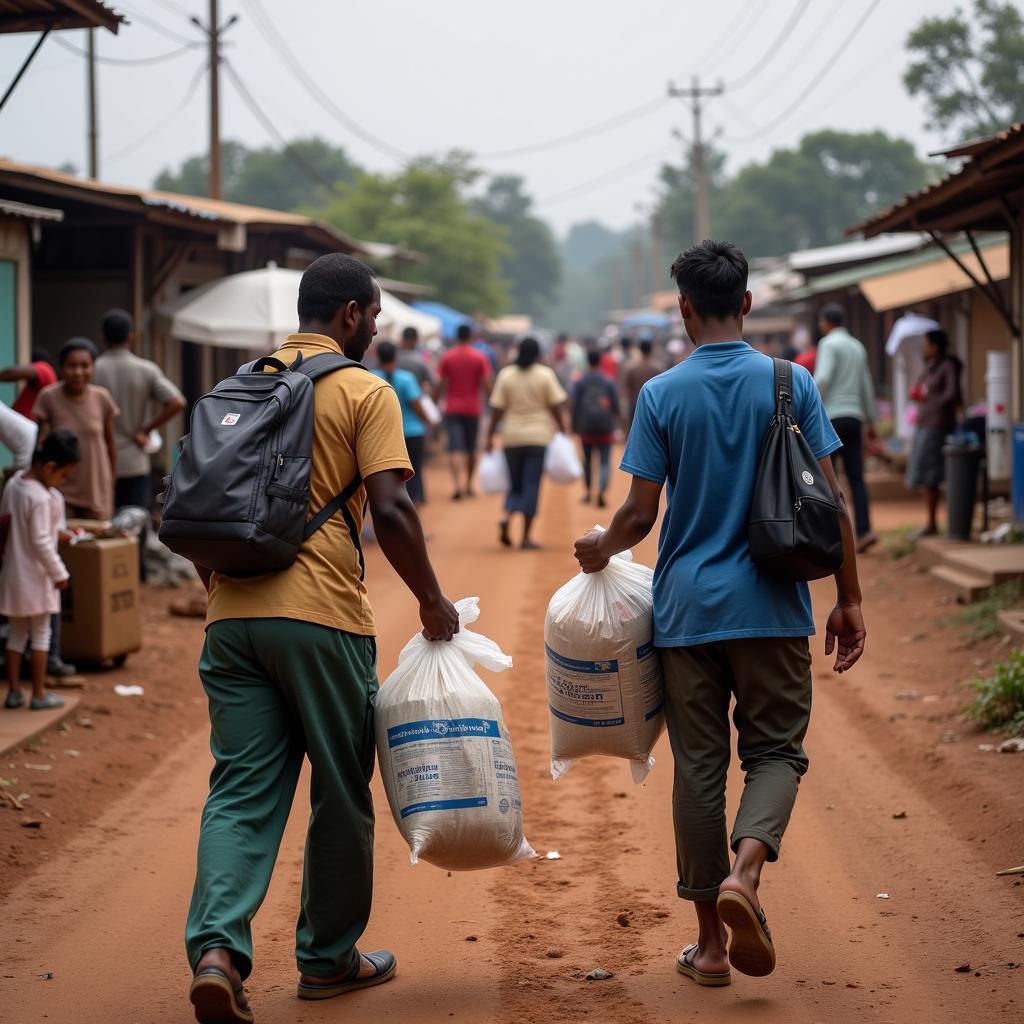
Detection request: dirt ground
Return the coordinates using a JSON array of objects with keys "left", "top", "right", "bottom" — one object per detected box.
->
[{"left": 1, "top": 464, "right": 1022, "bottom": 1024}]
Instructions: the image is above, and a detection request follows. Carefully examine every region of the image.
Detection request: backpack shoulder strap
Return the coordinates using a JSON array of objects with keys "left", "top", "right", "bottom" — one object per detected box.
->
[
  {"left": 772, "top": 357, "right": 793, "bottom": 418},
  {"left": 302, "top": 472, "right": 367, "bottom": 580},
  {"left": 294, "top": 352, "right": 368, "bottom": 381}
]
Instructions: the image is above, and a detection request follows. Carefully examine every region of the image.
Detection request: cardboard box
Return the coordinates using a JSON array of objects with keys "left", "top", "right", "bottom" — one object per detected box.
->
[{"left": 59, "top": 536, "right": 142, "bottom": 663}]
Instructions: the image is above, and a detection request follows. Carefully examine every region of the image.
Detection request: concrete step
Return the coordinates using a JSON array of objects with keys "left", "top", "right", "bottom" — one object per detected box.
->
[
  {"left": 929, "top": 564, "right": 992, "bottom": 604},
  {"left": 942, "top": 547, "right": 1024, "bottom": 588},
  {"left": 914, "top": 535, "right": 973, "bottom": 570},
  {"left": 997, "top": 609, "right": 1024, "bottom": 643}
]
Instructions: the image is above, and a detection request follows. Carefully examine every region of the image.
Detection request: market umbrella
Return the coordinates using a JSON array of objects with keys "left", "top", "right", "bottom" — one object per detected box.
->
[
  {"left": 159, "top": 264, "right": 441, "bottom": 350},
  {"left": 885, "top": 313, "right": 942, "bottom": 441}
]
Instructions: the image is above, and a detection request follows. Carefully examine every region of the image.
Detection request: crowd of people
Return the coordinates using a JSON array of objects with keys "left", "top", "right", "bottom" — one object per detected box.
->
[{"left": 0, "top": 310, "right": 183, "bottom": 711}]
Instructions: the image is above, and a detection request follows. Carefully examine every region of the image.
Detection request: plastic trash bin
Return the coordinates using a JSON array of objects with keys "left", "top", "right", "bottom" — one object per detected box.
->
[{"left": 943, "top": 436, "right": 983, "bottom": 540}]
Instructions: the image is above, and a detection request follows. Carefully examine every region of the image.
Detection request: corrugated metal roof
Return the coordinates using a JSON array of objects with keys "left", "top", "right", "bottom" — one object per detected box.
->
[
  {"left": 0, "top": 198, "right": 63, "bottom": 222},
  {"left": 787, "top": 233, "right": 928, "bottom": 271},
  {"left": 853, "top": 123, "right": 1024, "bottom": 237},
  {"left": 0, "top": 1, "right": 124, "bottom": 34}
]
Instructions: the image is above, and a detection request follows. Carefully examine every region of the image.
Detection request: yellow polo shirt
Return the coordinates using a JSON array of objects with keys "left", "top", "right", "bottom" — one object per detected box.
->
[{"left": 205, "top": 334, "right": 412, "bottom": 637}]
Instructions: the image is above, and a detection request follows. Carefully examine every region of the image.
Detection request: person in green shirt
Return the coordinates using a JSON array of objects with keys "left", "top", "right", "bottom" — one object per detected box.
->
[{"left": 813, "top": 305, "right": 878, "bottom": 553}]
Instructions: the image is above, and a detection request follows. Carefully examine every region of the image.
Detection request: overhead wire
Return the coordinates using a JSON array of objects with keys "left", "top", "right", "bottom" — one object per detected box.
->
[
  {"left": 480, "top": 96, "right": 671, "bottom": 159},
  {"left": 692, "top": 0, "right": 768, "bottom": 75},
  {"left": 222, "top": 58, "right": 348, "bottom": 196},
  {"left": 536, "top": 148, "right": 673, "bottom": 208},
  {"left": 243, "top": 0, "right": 409, "bottom": 163},
  {"left": 115, "top": 3, "right": 199, "bottom": 46},
  {"left": 52, "top": 35, "right": 201, "bottom": 66},
  {"left": 150, "top": 0, "right": 193, "bottom": 17},
  {"left": 723, "top": 0, "right": 813, "bottom": 91},
  {"left": 723, "top": 0, "right": 884, "bottom": 143},
  {"left": 105, "top": 57, "right": 207, "bottom": 165}
]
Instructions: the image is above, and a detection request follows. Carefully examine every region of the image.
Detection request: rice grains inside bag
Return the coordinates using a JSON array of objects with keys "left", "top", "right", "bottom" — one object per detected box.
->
[
  {"left": 544, "top": 546, "right": 665, "bottom": 783},
  {"left": 375, "top": 598, "right": 535, "bottom": 871}
]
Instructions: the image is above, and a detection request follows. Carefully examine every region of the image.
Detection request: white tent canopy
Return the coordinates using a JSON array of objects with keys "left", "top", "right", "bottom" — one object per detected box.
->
[{"left": 157, "top": 264, "right": 442, "bottom": 350}]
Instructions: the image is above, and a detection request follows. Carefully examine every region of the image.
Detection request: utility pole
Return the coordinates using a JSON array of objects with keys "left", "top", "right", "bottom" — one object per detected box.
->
[
  {"left": 86, "top": 29, "right": 98, "bottom": 179},
  {"left": 650, "top": 209, "right": 662, "bottom": 296},
  {"left": 630, "top": 236, "right": 644, "bottom": 309},
  {"left": 668, "top": 76, "right": 723, "bottom": 244},
  {"left": 191, "top": 2, "right": 239, "bottom": 199}
]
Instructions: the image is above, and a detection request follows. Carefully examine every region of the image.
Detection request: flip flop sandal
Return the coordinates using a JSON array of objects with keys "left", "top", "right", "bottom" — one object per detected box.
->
[
  {"left": 716, "top": 891, "right": 777, "bottom": 977},
  {"left": 4, "top": 691, "right": 25, "bottom": 709},
  {"left": 297, "top": 950, "right": 397, "bottom": 1001},
  {"left": 676, "top": 943, "right": 731, "bottom": 987},
  {"left": 189, "top": 966, "right": 254, "bottom": 1024},
  {"left": 29, "top": 692, "right": 64, "bottom": 711}
]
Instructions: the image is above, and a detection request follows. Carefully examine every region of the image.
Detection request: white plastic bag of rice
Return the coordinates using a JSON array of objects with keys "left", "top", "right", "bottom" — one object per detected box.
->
[
  {"left": 375, "top": 597, "right": 535, "bottom": 871},
  {"left": 545, "top": 541, "right": 664, "bottom": 783}
]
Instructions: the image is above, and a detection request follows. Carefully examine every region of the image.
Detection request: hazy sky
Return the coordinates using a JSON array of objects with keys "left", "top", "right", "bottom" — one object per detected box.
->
[{"left": 1, "top": 0, "right": 962, "bottom": 237}]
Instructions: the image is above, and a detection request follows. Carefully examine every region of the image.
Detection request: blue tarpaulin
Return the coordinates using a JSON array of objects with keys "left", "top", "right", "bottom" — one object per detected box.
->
[
  {"left": 412, "top": 301, "right": 475, "bottom": 341},
  {"left": 620, "top": 312, "right": 670, "bottom": 330}
]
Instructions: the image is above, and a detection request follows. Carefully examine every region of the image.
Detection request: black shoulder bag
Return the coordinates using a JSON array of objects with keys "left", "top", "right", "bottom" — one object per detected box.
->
[{"left": 748, "top": 358, "right": 844, "bottom": 581}]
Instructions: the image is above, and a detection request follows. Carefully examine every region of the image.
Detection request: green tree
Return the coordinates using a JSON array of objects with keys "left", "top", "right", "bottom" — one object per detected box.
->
[
  {"left": 309, "top": 153, "right": 508, "bottom": 315},
  {"left": 904, "top": 0, "right": 1024, "bottom": 140},
  {"left": 474, "top": 175, "right": 561, "bottom": 317},
  {"left": 153, "top": 137, "right": 358, "bottom": 210},
  {"left": 654, "top": 131, "right": 929, "bottom": 259}
]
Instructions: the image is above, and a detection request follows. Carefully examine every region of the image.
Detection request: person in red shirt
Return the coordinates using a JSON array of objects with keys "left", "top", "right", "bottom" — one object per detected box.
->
[
  {"left": 1, "top": 350, "right": 58, "bottom": 419},
  {"left": 438, "top": 324, "right": 492, "bottom": 499}
]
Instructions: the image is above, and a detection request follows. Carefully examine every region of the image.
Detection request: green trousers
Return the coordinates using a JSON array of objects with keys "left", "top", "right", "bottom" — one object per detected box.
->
[
  {"left": 185, "top": 618, "right": 378, "bottom": 981},
  {"left": 660, "top": 637, "right": 812, "bottom": 902}
]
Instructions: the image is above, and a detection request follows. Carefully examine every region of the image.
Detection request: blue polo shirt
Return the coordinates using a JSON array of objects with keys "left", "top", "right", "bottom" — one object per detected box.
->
[
  {"left": 372, "top": 367, "right": 426, "bottom": 439},
  {"left": 621, "top": 341, "right": 841, "bottom": 647}
]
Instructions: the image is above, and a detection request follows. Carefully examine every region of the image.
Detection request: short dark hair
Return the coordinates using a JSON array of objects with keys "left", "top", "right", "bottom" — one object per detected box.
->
[
  {"left": 456, "top": 323, "right": 472, "bottom": 342},
  {"left": 297, "top": 253, "right": 375, "bottom": 324},
  {"left": 516, "top": 336, "right": 540, "bottom": 370},
  {"left": 59, "top": 337, "right": 97, "bottom": 366},
  {"left": 819, "top": 303, "right": 845, "bottom": 328},
  {"left": 639, "top": 339, "right": 653, "bottom": 356},
  {"left": 31, "top": 348, "right": 55, "bottom": 369},
  {"left": 620, "top": 336, "right": 634, "bottom": 350},
  {"left": 670, "top": 240, "right": 749, "bottom": 320},
  {"left": 33, "top": 428, "right": 80, "bottom": 467},
  {"left": 926, "top": 328, "right": 949, "bottom": 355},
  {"left": 377, "top": 341, "right": 397, "bottom": 365},
  {"left": 101, "top": 308, "right": 133, "bottom": 345},
  {"left": 587, "top": 349, "right": 602, "bottom": 368},
  {"left": 401, "top": 326, "right": 418, "bottom": 342}
]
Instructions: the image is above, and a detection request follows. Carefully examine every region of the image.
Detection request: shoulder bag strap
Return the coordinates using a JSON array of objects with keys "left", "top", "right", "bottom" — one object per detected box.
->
[{"left": 773, "top": 357, "right": 793, "bottom": 420}]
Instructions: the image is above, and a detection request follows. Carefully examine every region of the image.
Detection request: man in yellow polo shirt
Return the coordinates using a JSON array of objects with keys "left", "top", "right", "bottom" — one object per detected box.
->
[{"left": 186, "top": 253, "right": 459, "bottom": 1024}]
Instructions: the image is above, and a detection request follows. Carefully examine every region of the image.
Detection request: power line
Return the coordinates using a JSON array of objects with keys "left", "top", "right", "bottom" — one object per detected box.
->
[
  {"left": 724, "top": 0, "right": 883, "bottom": 143},
  {"left": 480, "top": 96, "right": 670, "bottom": 159},
  {"left": 222, "top": 58, "right": 347, "bottom": 195},
  {"left": 115, "top": 3, "right": 199, "bottom": 46},
  {"left": 151, "top": 0, "right": 193, "bottom": 17},
  {"left": 243, "top": 0, "right": 409, "bottom": 163},
  {"left": 723, "top": 0, "right": 813, "bottom": 91},
  {"left": 693, "top": 0, "right": 768, "bottom": 74},
  {"left": 52, "top": 35, "right": 200, "bottom": 66},
  {"left": 106, "top": 58, "right": 207, "bottom": 165},
  {"left": 536, "top": 149, "right": 671, "bottom": 208}
]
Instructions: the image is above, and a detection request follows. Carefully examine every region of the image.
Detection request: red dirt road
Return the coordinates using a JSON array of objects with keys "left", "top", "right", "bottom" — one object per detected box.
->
[{"left": 1, "top": 469, "right": 1022, "bottom": 1024}]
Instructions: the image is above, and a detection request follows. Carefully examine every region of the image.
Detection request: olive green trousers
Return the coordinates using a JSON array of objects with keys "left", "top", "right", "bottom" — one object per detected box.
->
[
  {"left": 660, "top": 637, "right": 812, "bottom": 902},
  {"left": 185, "top": 618, "right": 378, "bottom": 980}
]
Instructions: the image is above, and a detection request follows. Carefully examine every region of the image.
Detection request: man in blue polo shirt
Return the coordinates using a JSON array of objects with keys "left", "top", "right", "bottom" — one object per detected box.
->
[{"left": 574, "top": 240, "right": 866, "bottom": 987}]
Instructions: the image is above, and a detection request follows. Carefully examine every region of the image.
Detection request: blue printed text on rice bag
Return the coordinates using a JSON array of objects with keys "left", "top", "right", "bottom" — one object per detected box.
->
[
  {"left": 387, "top": 718, "right": 500, "bottom": 748},
  {"left": 637, "top": 641, "right": 664, "bottom": 720},
  {"left": 400, "top": 796, "right": 487, "bottom": 819},
  {"left": 545, "top": 644, "right": 625, "bottom": 727}
]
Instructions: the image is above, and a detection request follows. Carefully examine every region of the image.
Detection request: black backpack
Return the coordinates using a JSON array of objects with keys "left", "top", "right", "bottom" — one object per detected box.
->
[
  {"left": 748, "top": 358, "right": 844, "bottom": 581},
  {"left": 159, "top": 351, "right": 368, "bottom": 578},
  {"left": 575, "top": 375, "right": 616, "bottom": 435}
]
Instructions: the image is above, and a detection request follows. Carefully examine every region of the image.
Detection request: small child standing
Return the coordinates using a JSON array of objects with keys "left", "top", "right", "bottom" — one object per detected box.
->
[{"left": 1, "top": 430, "right": 80, "bottom": 710}]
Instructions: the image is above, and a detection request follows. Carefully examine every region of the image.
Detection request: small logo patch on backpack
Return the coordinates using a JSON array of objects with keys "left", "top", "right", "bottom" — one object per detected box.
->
[
  {"left": 801, "top": 470, "right": 814, "bottom": 486},
  {"left": 221, "top": 413, "right": 241, "bottom": 426}
]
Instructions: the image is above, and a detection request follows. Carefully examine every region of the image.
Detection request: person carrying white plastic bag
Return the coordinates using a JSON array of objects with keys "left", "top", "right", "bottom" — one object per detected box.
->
[
  {"left": 545, "top": 533, "right": 665, "bottom": 783},
  {"left": 376, "top": 597, "right": 535, "bottom": 870},
  {"left": 477, "top": 449, "right": 510, "bottom": 494},
  {"left": 544, "top": 432, "right": 583, "bottom": 484}
]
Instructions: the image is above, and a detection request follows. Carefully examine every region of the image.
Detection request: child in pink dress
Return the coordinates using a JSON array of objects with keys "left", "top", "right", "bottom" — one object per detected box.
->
[{"left": 1, "top": 430, "right": 81, "bottom": 710}]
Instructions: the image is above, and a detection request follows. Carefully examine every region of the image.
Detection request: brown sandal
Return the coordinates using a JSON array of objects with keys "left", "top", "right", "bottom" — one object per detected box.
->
[
  {"left": 189, "top": 966, "right": 254, "bottom": 1024},
  {"left": 716, "top": 890, "right": 777, "bottom": 977},
  {"left": 676, "top": 943, "right": 731, "bottom": 987}
]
